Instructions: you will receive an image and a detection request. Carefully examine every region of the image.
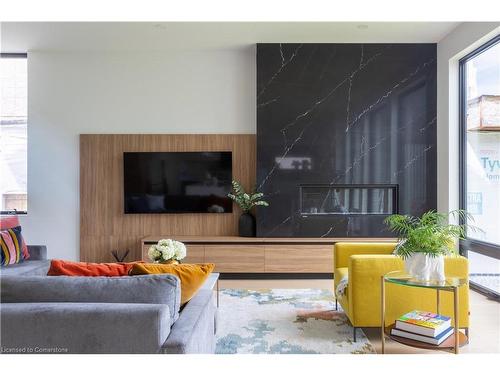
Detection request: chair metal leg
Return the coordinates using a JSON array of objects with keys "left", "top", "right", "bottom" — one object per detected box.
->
[
  {"left": 353, "top": 327, "right": 357, "bottom": 342},
  {"left": 335, "top": 300, "right": 338, "bottom": 311}
]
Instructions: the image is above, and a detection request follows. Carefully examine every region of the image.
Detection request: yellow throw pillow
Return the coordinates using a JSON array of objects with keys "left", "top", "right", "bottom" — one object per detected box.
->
[{"left": 129, "top": 263, "right": 215, "bottom": 304}]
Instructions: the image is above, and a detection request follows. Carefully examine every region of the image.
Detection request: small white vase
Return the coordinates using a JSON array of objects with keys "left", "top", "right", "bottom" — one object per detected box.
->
[{"left": 404, "top": 253, "right": 445, "bottom": 282}]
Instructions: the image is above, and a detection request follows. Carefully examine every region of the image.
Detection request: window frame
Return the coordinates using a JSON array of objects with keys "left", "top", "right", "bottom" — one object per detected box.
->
[
  {"left": 458, "top": 35, "right": 500, "bottom": 298},
  {"left": 0, "top": 52, "right": 28, "bottom": 215}
]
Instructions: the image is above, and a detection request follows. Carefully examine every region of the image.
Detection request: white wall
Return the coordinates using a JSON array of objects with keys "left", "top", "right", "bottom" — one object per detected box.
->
[
  {"left": 24, "top": 49, "right": 256, "bottom": 260},
  {"left": 436, "top": 22, "right": 500, "bottom": 217}
]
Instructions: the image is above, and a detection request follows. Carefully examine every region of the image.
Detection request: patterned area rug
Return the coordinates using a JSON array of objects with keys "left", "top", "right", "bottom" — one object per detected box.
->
[{"left": 215, "top": 288, "right": 375, "bottom": 354}]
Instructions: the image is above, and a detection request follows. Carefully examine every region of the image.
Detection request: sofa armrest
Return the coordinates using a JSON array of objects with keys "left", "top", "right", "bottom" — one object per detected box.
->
[
  {"left": 162, "top": 289, "right": 216, "bottom": 354},
  {"left": 27, "top": 245, "right": 47, "bottom": 260},
  {"left": 201, "top": 273, "right": 220, "bottom": 290},
  {"left": 348, "top": 254, "right": 403, "bottom": 324},
  {"left": 0, "top": 302, "right": 170, "bottom": 354},
  {"left": 334, "top": 242, "right": 396, "bottom": 269}
]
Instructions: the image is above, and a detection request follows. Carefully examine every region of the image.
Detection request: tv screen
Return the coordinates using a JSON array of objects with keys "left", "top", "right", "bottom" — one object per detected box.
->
[{"left": 124, "top": 152, "right": 233, "bottom": 214}]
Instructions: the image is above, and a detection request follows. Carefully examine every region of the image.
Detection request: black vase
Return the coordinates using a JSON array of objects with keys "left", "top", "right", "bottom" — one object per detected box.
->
[{"left": 239, "top": 212, "right": 256, "bottom": 237}]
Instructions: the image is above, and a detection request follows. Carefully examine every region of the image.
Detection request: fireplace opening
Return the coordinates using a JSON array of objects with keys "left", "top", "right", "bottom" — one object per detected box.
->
[{"left": 299, "top": 184, "right": 399, "bottom": 216}]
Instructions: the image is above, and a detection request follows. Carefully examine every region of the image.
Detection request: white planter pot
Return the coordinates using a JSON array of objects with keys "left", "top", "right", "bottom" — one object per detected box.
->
[{"left": 404, "top": 253, "right": 445, "bottom": 282}]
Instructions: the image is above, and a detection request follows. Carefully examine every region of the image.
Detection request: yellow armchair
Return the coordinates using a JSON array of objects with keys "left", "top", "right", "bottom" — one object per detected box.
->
[{"left": 333, "top": 242, "right": 469, "bottom": 341}]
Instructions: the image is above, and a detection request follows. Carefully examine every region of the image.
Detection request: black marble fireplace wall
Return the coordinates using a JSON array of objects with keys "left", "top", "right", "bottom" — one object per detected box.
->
[{"left": 256, "top": 43, "right": 437, "bottom": 237}]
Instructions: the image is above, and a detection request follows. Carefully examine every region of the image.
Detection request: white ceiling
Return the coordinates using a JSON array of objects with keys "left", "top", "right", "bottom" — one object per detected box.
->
[{"left": 1, "top": 22, "right": 460, "bottom": 53}]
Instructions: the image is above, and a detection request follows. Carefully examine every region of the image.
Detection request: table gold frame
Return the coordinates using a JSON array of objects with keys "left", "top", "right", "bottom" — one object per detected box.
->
[{"left": 381, "top": 271, "right": 467, "bottom": 354}]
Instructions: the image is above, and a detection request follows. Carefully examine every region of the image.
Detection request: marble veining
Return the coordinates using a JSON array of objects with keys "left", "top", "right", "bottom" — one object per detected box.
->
[
  {"left": 345, "top": 57, "right": 436, "bottom": 133},
  {"left": 257, "top": 44, "right": 303, "bottom": 100},
  {"left": 393, "top": 145, "right": 434, "bottom": 177},
  {"left": 256, "top": 43, "right": 437, "bottom": 237},
  {"left": 258, "top": 121, "right": 312, "bottom": 190},
  {"left": 320, "top": 226, "right": 335, "bottom": 238},
  {"left": 278, "top": 47, "right": 385, "bottom": 153}
]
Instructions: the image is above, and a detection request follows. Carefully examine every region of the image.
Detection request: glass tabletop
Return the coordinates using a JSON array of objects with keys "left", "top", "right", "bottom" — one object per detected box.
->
[{"left": 384, "top": 270, "right": 467, "bottom": 289}]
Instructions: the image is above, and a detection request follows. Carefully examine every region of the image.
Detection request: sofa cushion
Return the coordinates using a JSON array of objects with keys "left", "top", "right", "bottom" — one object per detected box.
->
[
  {"left": 0, "top": 274, "right": 182, "bottom": 322},
  {"left": 129, "top": 263, "right": 215, "bottom": 304},
  {"left": 0, "top": 260, "right": 50, "bottom": 276},
  {"left": 47, "top": 259, "right": 139, "bottom": 276},
  {"left": 0, "top": 216, "right": 29, "bottom": 260}
]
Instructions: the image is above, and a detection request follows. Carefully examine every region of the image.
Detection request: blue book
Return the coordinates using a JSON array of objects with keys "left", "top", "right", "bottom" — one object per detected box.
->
[{"left": 391, "top": 326, "right": 454, "bottom": 345}]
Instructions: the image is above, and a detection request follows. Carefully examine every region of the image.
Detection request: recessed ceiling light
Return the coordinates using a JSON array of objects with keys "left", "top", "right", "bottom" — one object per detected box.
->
[{"left": 357, "top": 24, "right": 369, "bottom": 30}]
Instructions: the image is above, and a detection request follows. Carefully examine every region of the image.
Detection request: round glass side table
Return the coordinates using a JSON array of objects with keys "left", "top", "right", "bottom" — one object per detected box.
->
[{"left": 381, "top": 271, "right": 469, "bottom": 354}]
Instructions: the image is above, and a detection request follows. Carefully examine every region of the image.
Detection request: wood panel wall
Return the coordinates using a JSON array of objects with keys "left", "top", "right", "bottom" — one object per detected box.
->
[{"left": 80, "top": 134, "right": 256, "bottom": 262}]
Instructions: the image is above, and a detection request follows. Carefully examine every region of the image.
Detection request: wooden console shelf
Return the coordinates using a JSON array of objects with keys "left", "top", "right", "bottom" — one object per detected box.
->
[{"left": 141, "top": 236, "right": 396, "bottom": 274}]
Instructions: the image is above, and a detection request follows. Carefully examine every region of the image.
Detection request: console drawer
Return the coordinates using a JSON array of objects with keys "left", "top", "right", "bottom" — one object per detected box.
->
[
  {"left": 204, "top": 245, "right": 265, "bottom": 272},
  {"left": 265, "top": 245, "right": 333, "bottom": 273}
]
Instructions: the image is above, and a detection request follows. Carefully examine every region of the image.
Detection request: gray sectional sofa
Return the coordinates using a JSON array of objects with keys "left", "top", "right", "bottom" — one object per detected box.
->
[{"left": 0, "top": 246, "right": 219, "bottom": 354}]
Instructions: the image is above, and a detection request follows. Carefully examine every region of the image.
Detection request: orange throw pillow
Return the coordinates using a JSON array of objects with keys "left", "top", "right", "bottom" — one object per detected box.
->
[
  {"left": 48, "top": 260, "right": 139, "bottom": 277},
  {"left": 129, "top": 263, "right": 215, "bottom": 304}
]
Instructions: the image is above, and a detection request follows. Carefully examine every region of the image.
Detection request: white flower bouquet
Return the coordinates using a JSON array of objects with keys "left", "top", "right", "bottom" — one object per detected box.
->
[{"left": 147, "top": 239, "right": 187, "bottom": 264}]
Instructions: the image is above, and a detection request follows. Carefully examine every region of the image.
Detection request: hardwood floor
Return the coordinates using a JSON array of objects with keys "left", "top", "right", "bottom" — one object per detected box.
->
[{"left": 219, "top": 279, "right": 500, "bottom": 354}]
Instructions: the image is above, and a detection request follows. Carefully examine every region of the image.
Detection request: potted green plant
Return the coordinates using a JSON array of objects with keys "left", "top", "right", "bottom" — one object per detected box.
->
[
  {"left": 228, "top": 180, "right": 269, "bottom": 237},
  {"left": 384, "top": 210, "right": 477, "bottom": 282}
]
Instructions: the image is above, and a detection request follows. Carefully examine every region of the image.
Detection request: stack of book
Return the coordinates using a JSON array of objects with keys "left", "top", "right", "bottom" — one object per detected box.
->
[{"left": 391, "top": 310, "right": 454, "bottom": 345}]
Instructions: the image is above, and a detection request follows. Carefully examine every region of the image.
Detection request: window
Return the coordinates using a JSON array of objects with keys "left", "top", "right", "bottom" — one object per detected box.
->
[
  {"left": 0, "top": 54, "right": 28, "bottom": 214},
  {"left": 459, "top": 35, "right": 500, "bottom": 297}
]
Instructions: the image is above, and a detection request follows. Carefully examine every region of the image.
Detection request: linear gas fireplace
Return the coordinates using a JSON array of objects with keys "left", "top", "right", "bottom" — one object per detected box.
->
[{"left": 299, "top": 184, "right": 399, "bottom": 216}]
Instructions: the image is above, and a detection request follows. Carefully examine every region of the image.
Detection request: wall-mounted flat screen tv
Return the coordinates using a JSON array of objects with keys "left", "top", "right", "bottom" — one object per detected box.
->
[{"left": 124, "top": 152, "right": 233, "bottom": 214}]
